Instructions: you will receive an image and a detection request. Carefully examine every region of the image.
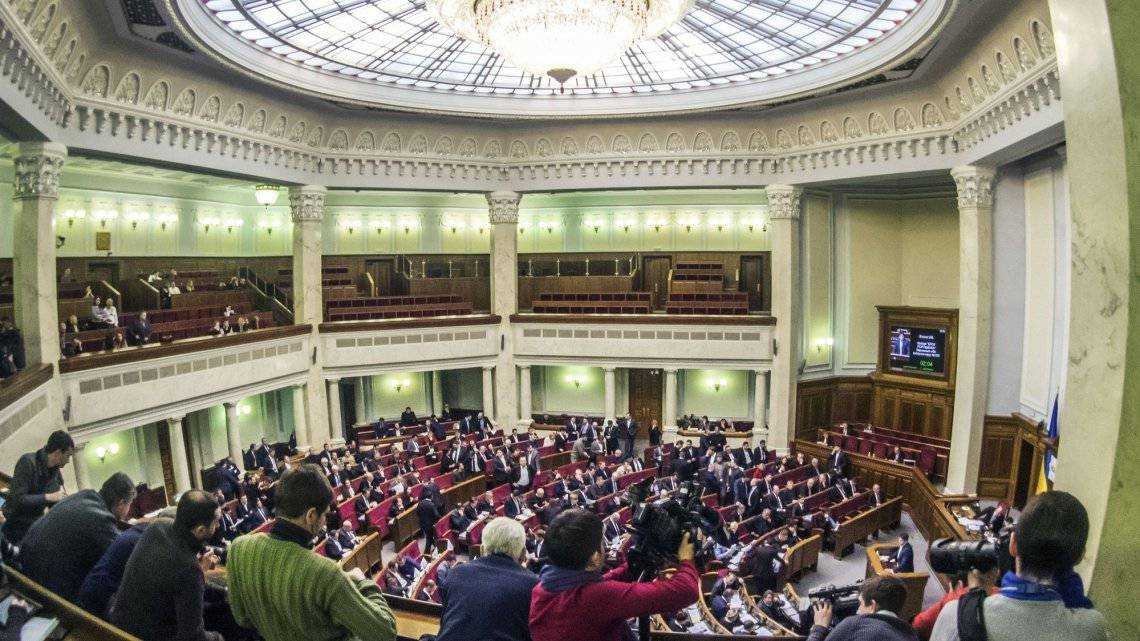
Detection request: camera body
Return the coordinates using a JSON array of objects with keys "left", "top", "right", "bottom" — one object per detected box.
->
[
  {"left": 623, "top": 477, "right": 719, "bottom": 579},
  {"left": 928, "top": 534, "right": 1013, "bottom": 580},
  {"left": 809, "top": 582, "right": 862, "bottom": 622}
]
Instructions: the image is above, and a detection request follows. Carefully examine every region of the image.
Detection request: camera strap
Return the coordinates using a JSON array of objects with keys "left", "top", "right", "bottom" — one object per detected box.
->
[{"left": 956, "top": 588, "right": 989, "bottom": 641}]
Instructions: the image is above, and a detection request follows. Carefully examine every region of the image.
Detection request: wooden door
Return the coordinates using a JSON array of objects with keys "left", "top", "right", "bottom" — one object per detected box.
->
[
  {"left": 156, "top": 421, "right": 177, "bottom": 501},
  {"left": 641, "top": 255, "right": 673, "bottom": 310},
  {"left": 739, "top": 254, "right": 770, "bottom": 312},
  {"left": 366, "top": 258, "right": 394, "bottom": 296},
  {"left": 628, "top": 369, "right": 663, "bottom": 433}
]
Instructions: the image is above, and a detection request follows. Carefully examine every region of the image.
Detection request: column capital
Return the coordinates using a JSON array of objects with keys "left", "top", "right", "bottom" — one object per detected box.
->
[
  {"left": 13, "top": 142, "right": 67, "bottom": 200},
  {"left": 602, "top": 366, "right": 616, "bottom": 373},
  {"left": 289, "top": 185, "right": 327, "bottom": 223},
  {"left": 482, "top": 365, "right": 494, "bottom": 372},
  {"left": 167, "top": 414, "right": 186, "bottom": 424},
  {"left": 950, "top": 165, "right": 997, "bottom": 209},
  {"left": 487, "top": 190, "right": 521, "bottom": 224},
  {"left": 764, "top": 184, "right": 804, "bottom": 221},
  {"left": 223, "top": 401, "right": 236, "bottom": 408},
  {"left": 327, "top": 376, "right": 341, "bottom": 383},
  {"left": 663, "top": 367, "right": 679, "bottom": 374},
  {"left": 518, "top": 364, "right": 531, "bottom": 372}
]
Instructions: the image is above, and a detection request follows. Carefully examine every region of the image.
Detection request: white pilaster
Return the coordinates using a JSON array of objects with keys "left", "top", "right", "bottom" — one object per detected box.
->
[
  {"left": 354, "top": 377, "right": 367, "bottom": 425},
  {"left": 72, "top": 442, "right": 90, "bottom": 491},
  {"left": 12, "top": 142, "right": 66, "bottom": 366},
  {"left": 603, "top": 366, "right": 617, "bottom": 423},
  {"left": 289, "top": 185, "right": 331, "bottom": 450},
  {"left": 518, "top": 365, "right": 533, "bottom": 427},
  {"left": 224, "top": 402, "right": 243, "bottom": 471},
  {"left": 481, "top": 366, "right": 495, "bottom": 418},
  {"left": 292, "top": 384, "right": 309, "bottom": 449},
  {"left": 431, "top": 370, "right": 444, "bottom": 416},
  {"left": 663, "top": 368, "right": 679, "bottom": 438},
  {"left": 488, "top": 191, "right": 520, "bottom": 427},
  {"left": 753, "top": 369, "right": 769, "bottom": 440},
  {"left": 946, "top": 165, "right": 997, "bottom": 494},
  {"left": 167, "top": 415, "right": 192, "bottom": 496},
  {"left": 326, "top": 378, "right": 343, "bottom": 444},
  {"left": 766, "top": 184, "right": 804, "bottom": 452}
]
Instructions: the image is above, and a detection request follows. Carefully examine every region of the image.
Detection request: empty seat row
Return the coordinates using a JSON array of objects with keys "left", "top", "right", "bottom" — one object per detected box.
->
[
  {"left": 665, "top": 304, "right": 749, "bottom": 315},
  {"left": 326, "top": 294, "right": 461, "bottom": 309},
  {"left": 327, "top": 305, "right": 474, "bottom": 321},
  {"left": 667, "top": 292, "right": 747, "bottom": 302},
  {"left": 278, "top": 266, "right": 349, "bottom": 276},
  {"left": 119, "top": 302, "right": 254, "bottom": 327},
  {"left": 532, "top": 302, "right": 650, "bottom": 314},
  {"left": 535, "top": 292, "right": 650, "bottom": 302}
]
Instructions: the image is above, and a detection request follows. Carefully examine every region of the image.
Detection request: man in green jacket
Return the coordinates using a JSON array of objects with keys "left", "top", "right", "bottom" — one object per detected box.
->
[{"left": 227, "top": 465, "right": 397, "bottom": 641}]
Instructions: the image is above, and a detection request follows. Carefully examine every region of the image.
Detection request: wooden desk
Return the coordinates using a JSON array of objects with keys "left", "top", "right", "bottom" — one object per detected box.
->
[
  {"left": 387, "top": 595, "right": 442, "bottom": 638},
  {"left": 2, "top": 565, "right": 140, "bottom": 641},
  {"left": 677, "top": 430, "right": 754, "bottom": 440},
  {"left": 833, "top": 496, "right": 904, "bottom": 557},
  {"left": 391, "top": 475, "right": 488, "bottom": 548},
  {"left": 864, "top": 542, "right": 929, "bottom": 622}
]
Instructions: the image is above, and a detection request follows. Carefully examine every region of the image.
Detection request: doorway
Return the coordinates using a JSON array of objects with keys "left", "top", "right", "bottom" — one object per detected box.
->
[
  {"left": 628, "top": 369, "right": 663, "bottom": 433},
  {"left": 739, "top": 253, "right": 770, "bottom": 312},
  {"left": 365, "top": 258, "right": 395, "bottom": 296},
  {"left": 641, "top": 255, "right": 672, "bottom": 310},
  {"left": 1013, "top": 439, "right": 1037, "bottom": 508}
]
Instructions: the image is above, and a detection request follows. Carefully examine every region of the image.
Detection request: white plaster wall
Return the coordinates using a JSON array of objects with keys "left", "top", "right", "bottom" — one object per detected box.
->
[{"left": 987, "top": 167, "right": 1027, "bottom": 414}]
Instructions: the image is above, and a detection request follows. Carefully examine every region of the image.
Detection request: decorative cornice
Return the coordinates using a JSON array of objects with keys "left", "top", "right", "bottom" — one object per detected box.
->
[
  {"left": 289, "top": 185, "right": 326, "bottom": 222},
  {"left": 487, "top": 190, "right": 521, "bottom": 224},
  {"left": 765, "top": 185, "right": 803, "bottom": 220},
  {"left": 12, "top": 142, "right": 67, "bottom": 199},
  {"left": 950, "top": 165, "right": 997, "bottom": 209}
]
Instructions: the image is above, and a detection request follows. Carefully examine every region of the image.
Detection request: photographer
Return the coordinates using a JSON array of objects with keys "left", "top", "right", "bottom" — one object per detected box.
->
[
  {"left": 529, "top": 508, "right": 698, "bottom": 641},
  {"left": 929, "top": 491, "right": 1107, "bottom": 641},
  {"left": 808, "top": 576, "right": 917, "bottom": 641}
]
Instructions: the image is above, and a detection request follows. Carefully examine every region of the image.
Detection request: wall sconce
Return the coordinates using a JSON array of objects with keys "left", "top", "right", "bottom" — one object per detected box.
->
[
  {"left": 615, "top": 218, "right": 634, "bottom": 233},
  {"left": 565, "top": 374, "right": 584, "bottom": 389},
  {"left": 711, "top": 215, "right": 730, "bottom": 233},
  {"left": 339, "top": 219, "right": 360, "bottom": 235},
  {"left": 647, "top": 217, "right": 667, "bottom": 233},
  {"left": 155, "top": 212, "right": 178, "bottom": 231},
  {"left": 94, "top": 442, "right": 120, "bottom": 462},
  {"left": 237, "top": 404, "right": 253, "bottom": 416},
  {"left": 258, "top": 219, "right": 280, "bottom": 235},
  {"left": 708, "top": 378, "right": 726, "bottom": 393},
  {"left": 93, "top": 210, "right": 119, "bottom": 228},
  {"left": 745, "top": 216, "right": 767, "bottom": 233},
  {"left": 814, "top": 337, "right": 835, "bottom": 353},
  {"left": 444, "top": 217, "right": 465, "bottom": 235},
  {"left": 61, "top": 210, "right": 86, "bottom": 227},
  {"left": 539, "top": 220, "right": 558, "bottom": 234},
  {"left": 398, "top": 218, "right": 419, "bottom": 235},
  {"left": 199, "top": 216, "right": 220, "bottom": 234},
  {"left": 124, "top": 211, "right": 150, "bottom": 229},
  {"left": 371, "top": 220, "right": 390, "bottom": 235},
  {"left": 681, "top": 216, "right": 701, "bottom": 233},
  {"left": 584, "top": 219, "right": 604, "bottom": 234},
  {"left": 392, "top": 378, "right": 410, "bottom": 393},
  {"left": 474, "top": 221, "right": 489, "bottom": 235},
  {"left": 224, "top": 218, "right": 244, "bottom": 234},
  {"left": 517, "top": 222, "right": 528, "bottom": 235}
]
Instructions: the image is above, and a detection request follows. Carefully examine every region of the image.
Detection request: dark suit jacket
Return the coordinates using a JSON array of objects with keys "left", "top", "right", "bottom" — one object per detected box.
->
[
  {"left": 431, "top": 420, "right": 447, "bottom": 441},
  {"left": 894, "top": 542, "right": 915, "bottom": 572},
  {"left": 417, "top": 498, "right": 442, "bottom": 533},
  {"left": 435, "top": 553, "right": 539, "bottom": 641}
]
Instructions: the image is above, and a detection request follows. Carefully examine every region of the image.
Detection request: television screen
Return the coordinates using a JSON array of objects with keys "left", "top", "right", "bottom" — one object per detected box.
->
[{"left": 888, "top": 325, "right": 947, "bottom": 375}]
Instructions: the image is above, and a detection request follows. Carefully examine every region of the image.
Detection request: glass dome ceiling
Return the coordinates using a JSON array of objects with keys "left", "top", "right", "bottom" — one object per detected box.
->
[{"left": 183, "top": 0, "right": 943, "bottom": 117}]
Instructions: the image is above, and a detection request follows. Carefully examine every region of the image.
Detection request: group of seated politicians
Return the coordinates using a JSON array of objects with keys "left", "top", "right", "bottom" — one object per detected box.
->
[{"left": 0, "top": 416, "right": 1108, "bottom": 641}]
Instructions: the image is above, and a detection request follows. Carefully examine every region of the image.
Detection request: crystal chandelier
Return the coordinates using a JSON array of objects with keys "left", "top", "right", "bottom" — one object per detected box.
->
[{"left": 427, "top": 0, "right": 693, "bottom": 85}]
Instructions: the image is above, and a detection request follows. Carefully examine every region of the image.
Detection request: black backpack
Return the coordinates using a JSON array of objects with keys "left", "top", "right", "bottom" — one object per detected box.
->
[{"left": 956, "top": 588, "right": 989, "bottom": 641}]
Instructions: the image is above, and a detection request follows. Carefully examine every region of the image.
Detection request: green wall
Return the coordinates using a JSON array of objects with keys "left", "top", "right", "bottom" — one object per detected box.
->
[
  {"left": 441, "top": 368, "right": 485, "bottom": 411},
  {"left": 82, "top": 426, "right": 147, "bottom": 490},
  {"left": 534, "top": 366, "right": 605, "bottom": 414},
  {"left": 678, "top": 369, "right": 751, "bottom": 419},
  {"left": 366, "top": 372, "right": 432, "bottom": 420}
]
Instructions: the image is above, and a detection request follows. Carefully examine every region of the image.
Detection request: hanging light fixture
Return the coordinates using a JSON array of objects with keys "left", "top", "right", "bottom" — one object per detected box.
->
[
  {"left": 427, "top": 0, "right": 692, "bottom": 87},
  {"left": 254, "top": 184, "right": 280, "bottom": 208}
]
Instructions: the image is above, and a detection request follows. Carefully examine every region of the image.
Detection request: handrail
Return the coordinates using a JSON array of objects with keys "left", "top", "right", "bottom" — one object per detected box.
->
[
  {"left": 2, "top": 565, "right": 141, "bottom": 641},
  {"left": 510, "top": 313, "right": 776, "bottom": 325},
  {"left": 318, "top": 314, "right": 501, "bottom": 333},
  {"left": 58, "top": 324, "right": 312, "bottom": 373},
  {"left": 0, "top": 363, "right": 53, "bottom": 414}
]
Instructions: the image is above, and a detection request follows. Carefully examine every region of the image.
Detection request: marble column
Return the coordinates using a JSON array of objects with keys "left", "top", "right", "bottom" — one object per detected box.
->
[
  {"left": 753, "top": 370, "right": 769, "bottom": 438},
  {"left": 166, "top": 415, "right": 193, "bottom": 496},
  {"left": 71, "top": 442, "right": 90, "bottom": 491},
  {"left": 12, "top": 142, "right": 66, "bottom": 366},
  {"left": 289, "top": 185, "right": 331, "bottom": 450},
  {"left": 663, "top": 368, "right": 679, "bottom": 436},
  {"left": 603, "top": 367, "right": 617, "bottom": 423},
  {"left": 481, "top": 366, "right": 495, "bottom": 418},
  {"left": 487, "top": 191, "right": 520, "bottom": 427},
  {"left": 354, "top": 377, "right": 367, "bottom": 426},
  {"left": 224, "top": 402, "right": 243, "bottom": 471},
  {"left": 326, "top": 378, "right": 343, "bottom": 444},
  {"left": 291, "top": 384, "right": 309, "bottom": 450},
  {"left": 518, "top": 365, "right": 533, "bottom": 426},
  {"left": 945, "top": 166, "right": 996, "bottom": 495},
  {"left": 431, "top": 370, "right": 444, "bottom": 417},
  {"left": 766, "top": 185, "right": 803, "bottom": 453},
  {"left": 1047, "top": 1, "right": 1138, "bottom": 629}
]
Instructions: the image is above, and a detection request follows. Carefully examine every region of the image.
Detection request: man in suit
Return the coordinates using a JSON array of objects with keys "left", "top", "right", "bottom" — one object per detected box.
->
[
  {"left": 256, "top": 438, "right": 279, "bottom": 477},
  {"left": 493, "top": 450, "right": 514, "bottom": 486},
  {"left": 417, "top": 494, "right": 442, "bottom": 550},
  {"left": 400, "top": 406, "right": 417, "bottom": 426},
  {"left": 870, "top": 483, "right": 885, "bottom": 506},
  {"left": 242, "top": 445, "right": 257, "bottom": 472},
  {"left": 828, "top": 445, "right": 849, "bottom": 476},
  {"left": 892, "top": 533, "right": 914, "bottom": 572},
  {"left": 216, "top": 457, "right": 242, "bottom": 499},
  {"left": 734, "top": 445, "right": 754, "bottom": 468},
  {"left": 621, "top": 414, "right": 637, "bottom": 459},
  {"left": 127, "top": 311, "right": 152, "bottom": 346},
  {"left": 504, "top": 491, "right": 527, "bottom": 519},
  {"left": 430, "top": 416, "right": 447, "bottom": 442},
  {"left": 745, "top": 478, "right": 766, "bottom": 517}
]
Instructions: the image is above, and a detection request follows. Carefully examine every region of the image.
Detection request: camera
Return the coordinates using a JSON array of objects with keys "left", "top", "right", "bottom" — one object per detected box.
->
[
  {"left": 809, "top": 582, "right": 862, "bottom": 622},
  {"left": 622, "top": 477, "right": 720, "bottom": 579},
  {"left": 928, "top": 533, "right": 1014, "bottom": 580}
]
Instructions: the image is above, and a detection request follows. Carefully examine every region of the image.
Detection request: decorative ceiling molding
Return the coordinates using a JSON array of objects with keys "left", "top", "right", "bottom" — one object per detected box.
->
[{"left": 0, "top": 2, "right": 1063, "bottom": 191}]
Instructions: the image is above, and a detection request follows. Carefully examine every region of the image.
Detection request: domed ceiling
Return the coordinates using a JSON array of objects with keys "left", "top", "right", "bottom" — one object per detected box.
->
[{"left": 168, "top": 0, "right": 953, "bottom": 118}]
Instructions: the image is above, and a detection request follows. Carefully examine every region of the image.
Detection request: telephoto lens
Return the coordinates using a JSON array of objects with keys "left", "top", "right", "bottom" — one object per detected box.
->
[{"left": 928, "top": 538, "right": 1001, "bottom": 575}]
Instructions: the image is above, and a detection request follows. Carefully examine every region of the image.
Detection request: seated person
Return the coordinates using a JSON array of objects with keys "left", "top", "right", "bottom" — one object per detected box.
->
[{"left": 127, "top": 311, "right": 152, "bottom": 345}]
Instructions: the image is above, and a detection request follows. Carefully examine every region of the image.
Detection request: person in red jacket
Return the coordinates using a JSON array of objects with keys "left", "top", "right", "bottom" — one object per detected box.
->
[{"left": 529, "top": 508, "right": 699, "bottom": 641}]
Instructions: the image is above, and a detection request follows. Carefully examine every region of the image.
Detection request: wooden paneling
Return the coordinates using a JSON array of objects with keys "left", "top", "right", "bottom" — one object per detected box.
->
[
  {"left": 978, "top": 413, "right": 1046, "bottom": 505},
  {"left": 408, "top": 276, "right": 490, "bottom": 311},
  {"left": 628, "top": 369, "right": 663, "bottom": 432},
  {"left": 795, "top": 376, "right": 874, "bottom": 440},
  {"left": 510, "top": 313, "right": 775, "bottom": 325},
  {"left": 518, "top": 275, "right": 634, "bottom": 309},
  {"left": 319, "top": 314, "right": 500, "bottom": 333},
  {"left": 0, "top": 364, "right": 53, "bottom": 414},
  {"left": 870, "top": 377, "right": 955, "bottom": 440}
]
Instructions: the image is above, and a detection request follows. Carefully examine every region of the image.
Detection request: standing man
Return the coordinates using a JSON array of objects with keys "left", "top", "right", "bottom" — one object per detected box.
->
[
  {"left": 226, "top": 466, "right": 396, "bottom": 641},
  {"left": 437, "top": 517, "right": 537, "bottom": 641},
  {"left": 3, "top": 430, "right": 74, "bottom": 544},
  {"left": 621, "top": 413, "right": 637, "bottom": 460},
  {"left": 110, "top": 491, "right": 223, "bottom": 641},
  {"left": 892, "top": 533, "right": 914, "bottom": 573}
]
